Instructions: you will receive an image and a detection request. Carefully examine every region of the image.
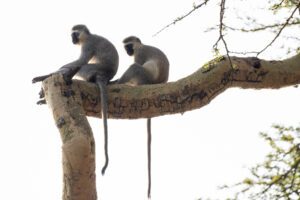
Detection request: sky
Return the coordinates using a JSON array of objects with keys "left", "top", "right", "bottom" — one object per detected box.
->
[{"left": 0, "top": 0, "right": 299, "bottom": 200}]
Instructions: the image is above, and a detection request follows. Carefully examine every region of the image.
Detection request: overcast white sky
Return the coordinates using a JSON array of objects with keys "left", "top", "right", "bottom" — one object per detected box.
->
[{"left": 0, "top": 0, "right": 299, "bottom": 199}]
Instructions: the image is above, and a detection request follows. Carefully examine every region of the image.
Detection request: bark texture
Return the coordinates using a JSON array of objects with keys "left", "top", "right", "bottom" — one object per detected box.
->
[
  {"left": 43, "top": 75, "right": 97, "bottom": 200},
  {"left": 41, "top": 53, "right": 300, "bottom": 199},
  {"left": 75, "top": 53, "right": 300, "bottom": 119}
]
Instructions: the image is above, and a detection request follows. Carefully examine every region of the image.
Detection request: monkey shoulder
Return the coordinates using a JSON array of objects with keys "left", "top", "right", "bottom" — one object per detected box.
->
[
  {"left": 88, "top": 34, "right": 119, "bottom": 60},
  {"left": 141, "top": 45, "right": 166, "bottom": 57},
  {"left": 89, "top": 34, "right": 115, "bottom": 49}
]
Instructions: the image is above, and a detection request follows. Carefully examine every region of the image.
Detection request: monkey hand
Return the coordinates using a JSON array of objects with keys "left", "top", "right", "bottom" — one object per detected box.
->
[
  {"left": 57, "top": 66, "right": 82, "bottom": 85},
  {"left": 62, "top": 75, "right": 73, "bottom": 85},
  {"left": 32, "top": 72, "right": 73, "bottom": 85},
  {"left": 33, "top": 88, "right": 47, "bottom": 105},
  {"left": 39, "top": 88, "right": 45, "bottom": 98},
  {"left": 36, "top": 99, "right": 46, "bottom": 105}
]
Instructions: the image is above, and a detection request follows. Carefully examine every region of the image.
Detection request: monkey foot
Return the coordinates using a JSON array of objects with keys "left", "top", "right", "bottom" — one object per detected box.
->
[{"left": 32, "top": 74, "right": 51, "bottom": 83}]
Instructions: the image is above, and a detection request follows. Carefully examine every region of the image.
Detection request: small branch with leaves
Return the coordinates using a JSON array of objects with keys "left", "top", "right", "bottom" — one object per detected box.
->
[{"left": 219, "top": 125, "right": 300, "bottom": 200}]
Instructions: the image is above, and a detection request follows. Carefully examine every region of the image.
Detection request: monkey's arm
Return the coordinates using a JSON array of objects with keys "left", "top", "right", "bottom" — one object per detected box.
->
[
  {"left": 32, "top": 45, "right": 93, "bottom": 84},
  {"left": 118, "top": 64, "right": 152, "bottom": 85},
  {"left": 32, "top": 63, "right": 82, "bottom": 84},
  {"left": 32, "top": 74, "right": 52, "bottom": 83}
]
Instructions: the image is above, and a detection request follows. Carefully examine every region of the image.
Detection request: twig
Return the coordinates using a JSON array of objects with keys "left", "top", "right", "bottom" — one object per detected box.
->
[
  {"left": 228, "top": 50, "right": 260, "bottom": 55},
  {"left": 153, "top": 0, "right": 209, "bottom": 37},
  {"left": 224, "top": 20, "right": 300, "bottom": 32},
  {"left": 257, "top": 2, "right": 300, "bottom": 56},
  {"left": 271, "top": 0, "right": 286, "bottom": 10},
  {"left": 213, "top": 0, "right": 233, "bottom": 68}
]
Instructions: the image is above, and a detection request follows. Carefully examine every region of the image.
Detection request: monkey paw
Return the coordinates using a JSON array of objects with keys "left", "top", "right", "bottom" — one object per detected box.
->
[{"left": 36, "top": 99, "right": 46, "bottom": 105}]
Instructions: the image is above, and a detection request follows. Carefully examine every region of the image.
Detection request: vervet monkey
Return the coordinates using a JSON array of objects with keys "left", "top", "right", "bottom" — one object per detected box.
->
[
  {"left": 32, "top": 24, "right": 119, "bottom": 175},
  {"left": 118, "top": 36, "right": 169, "bottom": 199}
]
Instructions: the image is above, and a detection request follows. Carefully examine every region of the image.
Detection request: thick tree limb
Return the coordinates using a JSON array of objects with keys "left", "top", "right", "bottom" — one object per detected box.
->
[
  {"left": 43, "top": 76, "right": 97, "bottom": 200},
  {"left": 41, "top": 53, "right": 299, "bottom": 200},
  {"left": 42, "top": 53, "right": 300, "bottom": 120}
]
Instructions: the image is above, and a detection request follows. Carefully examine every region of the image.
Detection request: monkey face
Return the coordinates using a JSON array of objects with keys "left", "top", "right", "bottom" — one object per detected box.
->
[
  {"left": 71, "top": 31, "right": 80, "bottom": 44},
  {"left": 124, "top": 43, "right": 134, "bottom": 56}
]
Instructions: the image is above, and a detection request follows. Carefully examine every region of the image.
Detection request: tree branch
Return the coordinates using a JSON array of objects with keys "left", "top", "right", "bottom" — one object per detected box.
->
[
  {"left": 153, "top": 0, "right": 209, "bottom": 37},
  {"left": 257, "top": 2, "right": 300, "bottom": 56},
  {"left": 224, "top": 20, "right": 300, "bottom": 33},
  {"left": 41, "top": 53, "right": 300, "bottom": 120},
  {"left": 213, "top": 0, "right": 234, "bottom": 68},
  {"left": 43, "top": 76, "right": 97, "bottom": 200}
]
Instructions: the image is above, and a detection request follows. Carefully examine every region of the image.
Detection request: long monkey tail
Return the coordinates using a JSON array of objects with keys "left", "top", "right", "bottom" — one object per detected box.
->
[
  {"left": 147, "top": 118, "right": 152, "bottom": 199},
  {"left": 96, "top": 75, "right": 109, "bottom": 175}
]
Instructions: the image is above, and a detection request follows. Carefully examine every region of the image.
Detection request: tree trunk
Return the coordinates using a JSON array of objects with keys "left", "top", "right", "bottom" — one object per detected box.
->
[
  {"left": 41, "top": 53, "right": 300, "bottom": 199},
  {"left": 43, "top": 75, "right": 97, "bottom": 200}
]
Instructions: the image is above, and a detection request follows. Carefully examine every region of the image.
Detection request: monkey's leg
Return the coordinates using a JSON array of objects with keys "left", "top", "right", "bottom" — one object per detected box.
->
[
  {"left": 118, "top": 64, "right": 152, "bottom": 85},
  {"left": 147, "top": 118, "right": 152, "bottom": 199},
  {"left": 57, "top": 66, "right": 81, "bottom": 85},
  {"left": 32, "top": 66, "right": 81, "bottom": 85}
]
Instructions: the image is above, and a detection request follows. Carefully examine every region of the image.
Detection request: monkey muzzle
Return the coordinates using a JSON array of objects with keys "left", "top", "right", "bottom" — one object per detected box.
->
[
  {"left": 124, "top": 43, "right": 134, "bottom": 56},
  {"left": 71, "top": 32, "right": 80, "bottom": 44}
]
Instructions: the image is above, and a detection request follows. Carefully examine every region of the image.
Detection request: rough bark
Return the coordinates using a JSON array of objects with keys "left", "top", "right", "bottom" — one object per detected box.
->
[
  {"left": 72, "top": 53, "right": 300, "bottom": 119},
  {"left": 43, "top": 76, "right": 97, "bottom": 200},
  {"left": 41, "top": 53, "right": 299, "bottom": 199}
]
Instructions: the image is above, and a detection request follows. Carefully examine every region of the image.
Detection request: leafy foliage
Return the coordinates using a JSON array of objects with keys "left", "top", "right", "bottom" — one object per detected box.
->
[
  {"left": 270, "top": 0, "right": 300, "bottom": 10},
  {"left": 223, "top": 125, "right": 300, "bottom": 200}
]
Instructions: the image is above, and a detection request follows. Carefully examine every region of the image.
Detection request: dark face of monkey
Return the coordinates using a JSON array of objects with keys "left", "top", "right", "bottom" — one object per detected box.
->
[
  {"left": 71, "top": 32, "right": 80, "bottom": 44},
  {"left": 124, "top": 43, "right": 134, "bottom": 56}
]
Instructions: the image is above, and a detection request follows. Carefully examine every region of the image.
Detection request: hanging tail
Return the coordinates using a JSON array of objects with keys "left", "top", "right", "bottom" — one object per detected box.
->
[
  {"left": 147, "top": 118, "right": 152, "bottom": 199},
  {"left": 96, "top": 76, "right": 109, "bottom": 175}
]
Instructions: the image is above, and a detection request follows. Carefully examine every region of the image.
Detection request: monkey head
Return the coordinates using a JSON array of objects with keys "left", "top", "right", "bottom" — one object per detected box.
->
[
  {"left": 71, "top": 24, "right": 90, "bottom": 44},
  {"left": 123, "top": 36, "right": 142, "bottom": 56}
]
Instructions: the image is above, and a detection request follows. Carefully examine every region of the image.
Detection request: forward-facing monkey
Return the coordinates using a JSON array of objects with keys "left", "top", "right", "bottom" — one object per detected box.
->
[
  {"left": 118, "top": 36, "right": 169, "bottom": 199},
  {"left": 32, "top": 24, "right": 119, "bottom": 175}
]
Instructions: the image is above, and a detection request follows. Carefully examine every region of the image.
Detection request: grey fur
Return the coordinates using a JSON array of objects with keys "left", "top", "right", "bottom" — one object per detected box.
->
[
  {"left": 118, "top": 36, "right": 169, "bottom": 199},
  {"left": 32, "top": 25, "right": 119, "bottom": 175}
]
